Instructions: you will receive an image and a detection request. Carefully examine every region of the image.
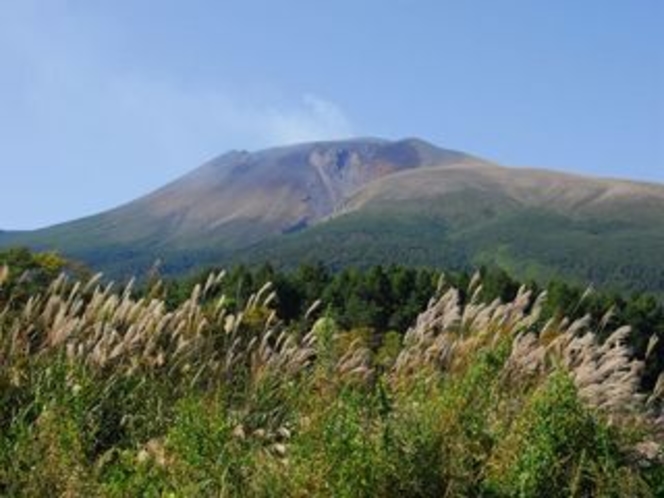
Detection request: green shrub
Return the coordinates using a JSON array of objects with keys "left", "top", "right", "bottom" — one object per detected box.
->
[{"left": 485, "top": 371, "right": 649, "bottom": 497}]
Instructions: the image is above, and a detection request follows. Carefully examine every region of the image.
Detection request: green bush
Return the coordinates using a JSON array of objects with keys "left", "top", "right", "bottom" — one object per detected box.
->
[{"left": 485, "top": 371, "right": 649, "bottom": 497}]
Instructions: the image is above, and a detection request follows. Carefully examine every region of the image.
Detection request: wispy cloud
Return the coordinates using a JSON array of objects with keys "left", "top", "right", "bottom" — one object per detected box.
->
[
  {"left": 1, "top": 1, "right": 354, "bottom": 155},
  {"left": 0, "top": 1, "right": 354, "bottom": 227},
  {"left": 263, "top": 94, "right": 354, "bottom": 145},
  {"left": 100, "top": 74, "right": 354, "bottom": 164}
]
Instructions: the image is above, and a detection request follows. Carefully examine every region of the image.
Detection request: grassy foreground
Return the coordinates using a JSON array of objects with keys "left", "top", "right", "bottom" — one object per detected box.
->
[{"left": 0, "top": 265, "right": 663, "bottom": 496}]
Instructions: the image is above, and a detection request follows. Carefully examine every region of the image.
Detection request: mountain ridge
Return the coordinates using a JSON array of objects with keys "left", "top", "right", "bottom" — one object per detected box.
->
[{"left": 1, "top": 137, "right": 663, "bottom": 294}]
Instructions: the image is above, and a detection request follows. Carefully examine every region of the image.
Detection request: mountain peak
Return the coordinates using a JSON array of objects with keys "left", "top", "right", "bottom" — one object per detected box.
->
[
  {"left": 242, "top": 137, "right": 469, "bottom": 175},
  {"left": 2, "top": 137, "right": 663, "bottom": 293}
]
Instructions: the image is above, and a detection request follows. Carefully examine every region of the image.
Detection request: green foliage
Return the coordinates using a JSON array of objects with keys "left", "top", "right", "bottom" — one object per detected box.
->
[
  {"left": 285, "top": 390, "right": 390, "bottom": 497},
  {"left": 485, "top": 371, "right": 647, "bottom": 497},
  {"left": 0, "top": 247, "right": 71, "bottom": 305},
  {"left": 228, "top": 200, "right": 664, "bottom": 297},
  {"left": 0, "top": 250, "right": 661, "bottom": 495},
  {"left": 165, "top": 396, "right": 257, "bottom": 496},
  {"left": 166, "top": 262, "right": 439, "bottom": 348}
]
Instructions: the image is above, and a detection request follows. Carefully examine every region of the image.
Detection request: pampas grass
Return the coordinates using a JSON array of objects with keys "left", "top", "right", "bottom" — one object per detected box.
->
[
  {"left": 395, "top": 274, "right": 653, "bottom": 422},
  {"left": 0, "top": 265, "right": 661, "bottom": 495}
]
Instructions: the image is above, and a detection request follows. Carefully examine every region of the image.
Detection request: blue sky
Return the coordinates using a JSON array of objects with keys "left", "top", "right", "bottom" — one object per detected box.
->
[{"left": 0, "top": 1, "right": 662, "bottom": 229}]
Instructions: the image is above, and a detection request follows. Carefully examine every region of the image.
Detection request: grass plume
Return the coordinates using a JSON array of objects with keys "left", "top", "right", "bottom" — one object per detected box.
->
[{"left": 0, "top": 266, "right": 662, "bottom": 496}]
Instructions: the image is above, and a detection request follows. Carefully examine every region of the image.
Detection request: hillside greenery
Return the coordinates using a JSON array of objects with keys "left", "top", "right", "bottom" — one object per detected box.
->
[
  {"left": 0, "top": 249, "right": 663, "bottom": 496},
  {"left": 236, "top": 200, "right": 664, "bottom": 298},
  {"left": 2, "top": 190, "right": 663, "bottom": 299}
]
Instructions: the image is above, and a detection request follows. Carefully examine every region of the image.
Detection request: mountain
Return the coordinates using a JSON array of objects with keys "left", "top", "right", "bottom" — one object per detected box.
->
[{"left": 1, "top": 138, "right": 663, "bottom": 293}]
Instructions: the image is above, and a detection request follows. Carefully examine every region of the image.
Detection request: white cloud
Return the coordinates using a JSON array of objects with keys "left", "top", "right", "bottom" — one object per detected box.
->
[{"left": 263, "top": 94, "right": 354, "bottom": 145}]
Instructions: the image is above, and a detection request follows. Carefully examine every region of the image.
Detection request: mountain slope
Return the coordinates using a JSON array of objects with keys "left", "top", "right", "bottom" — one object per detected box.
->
[
  {"left": 241, "top": 184, "right": 664, "bottom": 294},
  {"left": 239, "top": 158, "right": 664, "bottom": 293},
  {"left": 0, "top": 138, "right": 469, "bottom": 248},
  {"left": 1, "top": 138, "right": 663, "bottom": 293}
]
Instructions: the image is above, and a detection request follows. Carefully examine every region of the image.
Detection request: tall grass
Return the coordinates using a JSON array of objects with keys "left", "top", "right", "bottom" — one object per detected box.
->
[{"left": 0, "top": 267, "right": 661, "bottom": 496}]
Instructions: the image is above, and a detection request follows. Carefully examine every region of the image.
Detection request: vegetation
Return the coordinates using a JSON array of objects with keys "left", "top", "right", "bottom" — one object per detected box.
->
[
  {"left": 168, "top": 262, "right": 664, "bottom": 391},
  {"left": 0, "top": 250, "right": 663, "bottom": 496},
  {"left": 238, "top": 202, "right": 664, "bottom": 297},
  {"left": 3, "top": 191, "right": 663, "bottom": 298}
]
